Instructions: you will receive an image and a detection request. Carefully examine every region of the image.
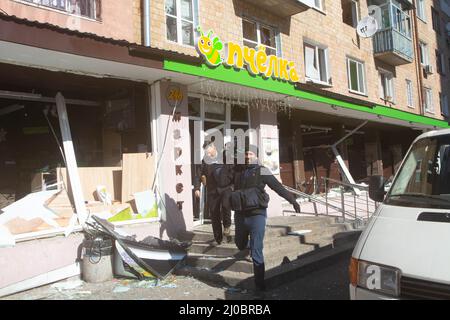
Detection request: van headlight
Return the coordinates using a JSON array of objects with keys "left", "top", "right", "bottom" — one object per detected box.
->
[{"left": 349, "top": 258, "right": 401, "bottom": 297}]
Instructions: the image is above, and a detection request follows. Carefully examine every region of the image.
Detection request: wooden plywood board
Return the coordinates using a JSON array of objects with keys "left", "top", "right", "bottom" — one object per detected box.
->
[
  {"left": 121, "top": 153, "right": 155, "bottom": 205},
  {"left": 44, "top": 189, "right": 75, "bottom": 228},
  {"left": 59, "top": 167, "right": 122, "bottom": 202},
  {"left": 4, "top": 217, "right": 54, "bottom": 235},
  {"left": 102, "top": 129, "right": 122, "bottom": 167}
]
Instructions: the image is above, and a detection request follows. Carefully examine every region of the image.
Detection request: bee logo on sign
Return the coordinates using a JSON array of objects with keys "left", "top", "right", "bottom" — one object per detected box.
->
[
  {"left": 196, "top": 27, "right": 224, "bottom": 67},
  {"left": 195, "top": 26, "right": 300, "bottom": 84},
  {"left": 166, "top": 85, "right": 184, "bottom": 108}
]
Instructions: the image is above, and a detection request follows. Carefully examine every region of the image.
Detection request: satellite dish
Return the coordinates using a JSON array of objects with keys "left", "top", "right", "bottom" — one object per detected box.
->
[{"left": 357, "top": 16, "right": 379, "bottom": 38}]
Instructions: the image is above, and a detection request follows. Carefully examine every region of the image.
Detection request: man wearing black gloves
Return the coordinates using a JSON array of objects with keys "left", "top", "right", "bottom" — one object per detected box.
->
[{"left": 231, "top": 143, "right": 301, "bottom": 297}]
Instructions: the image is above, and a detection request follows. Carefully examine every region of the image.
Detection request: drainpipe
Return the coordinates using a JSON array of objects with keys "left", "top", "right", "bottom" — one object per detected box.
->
[
  {"left": 412, "top": 7, "right": 424, "bottom": 116},
  {"left": 143, "top": 0, "right": 151, "bottom": 46}
]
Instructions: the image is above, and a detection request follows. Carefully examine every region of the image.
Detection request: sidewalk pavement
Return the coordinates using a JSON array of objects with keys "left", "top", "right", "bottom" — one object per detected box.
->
[{"left": 1, "top": 275, "right": 260, "bottom": 300}]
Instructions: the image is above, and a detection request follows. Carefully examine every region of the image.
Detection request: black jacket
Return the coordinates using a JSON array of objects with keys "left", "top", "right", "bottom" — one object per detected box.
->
[
  {"left": 193, "top": 160, "right": 234, "bottom": 195},
  {"left": 234, "top": 164, "right": 297, "bottom": 216}
]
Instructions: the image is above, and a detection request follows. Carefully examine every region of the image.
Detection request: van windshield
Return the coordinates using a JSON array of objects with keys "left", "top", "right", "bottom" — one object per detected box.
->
[{"left": 386, "top": 134, "right": 450, "bottom": 209}]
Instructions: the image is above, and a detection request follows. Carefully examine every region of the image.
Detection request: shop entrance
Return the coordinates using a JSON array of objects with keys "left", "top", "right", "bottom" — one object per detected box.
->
[
  {"left": 0, "top": 63, "right": 154, "bottom": 240},
  {"left": 187, "top": 95, "right": 249, "bottom": 225}
]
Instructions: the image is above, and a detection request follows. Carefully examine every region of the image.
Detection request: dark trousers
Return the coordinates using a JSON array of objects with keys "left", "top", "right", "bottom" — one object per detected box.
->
[
  {"left": 235, "top": 212, "right": 266, "bottom": 291},
  {"left": 207, "top": 190, "right": 232, "bottom": 244}
]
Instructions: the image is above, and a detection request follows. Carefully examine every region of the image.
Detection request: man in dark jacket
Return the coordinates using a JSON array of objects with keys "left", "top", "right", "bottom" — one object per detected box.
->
[
  {"left": 194, "top": 141, "right": 233, "bottom": 244},
  {"left": 232, "top": 144, "right": 300, "bottom": 296}
]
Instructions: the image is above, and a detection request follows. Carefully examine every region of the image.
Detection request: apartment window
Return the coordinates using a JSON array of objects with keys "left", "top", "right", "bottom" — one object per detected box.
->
[
  {"left": 432, "top": 8, "right": 441, "bottom": 33},
  {"left": 419, "top": 41, "right": 429, "bottom": 66},
  {"left": 436, "top": 50, "right": 446, "bottom": 75},
  {"left": 423, "top": 87, "right": 434, "bottom": 113},
  {"left": 21, "top": 0, "right": 100, "bottom": 19},
  {"left": 242, "top": 19, "right": 278, "bottom": 56},
  {"left": 406, "top": 79, "right": 414, "bottom": 108},
  {"left": 313, "top": 0, "right": 324, "bottom": 11},
  {"left": 392, "top": 4, "right": 412, "bottom": 37},
  {"left": 416, "top": 0, "right": 426, "bottom": 21},
  {"left": 441, "top": 93, "right": 449, "bottom": 117},
  {"left": 165, "top": 0, "right": 195, "bottom": 46},
  {"left": 304, "top": 42, "right": 330, "bottom": 85},
  {"left": 342, "top": 0, "right": 359, "bottom": 27},
  {"left": 347, "top": 58, "right": 366, "bottom": 95},
  {"left": 379, "top": 70, "right": 395, "bottom": 102}
]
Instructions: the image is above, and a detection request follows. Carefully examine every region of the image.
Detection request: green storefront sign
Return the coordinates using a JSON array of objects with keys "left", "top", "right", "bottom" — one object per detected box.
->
[{"left": 164, "top": 59, "right": 450, "bottom": 129}]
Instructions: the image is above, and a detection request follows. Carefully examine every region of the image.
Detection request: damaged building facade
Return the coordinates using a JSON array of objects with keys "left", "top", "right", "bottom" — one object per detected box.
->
[{"left": 1, "top": 0, "right": 450, "bottom": 296}]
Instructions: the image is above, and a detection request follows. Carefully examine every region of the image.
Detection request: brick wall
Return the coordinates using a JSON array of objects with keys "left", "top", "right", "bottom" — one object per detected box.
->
[
  {"left": 149, "top": 1, "right": 449, "bottom": 121},
  {"left": 415, "top": 0, "right": 450, "bottom": 120},
  {"left": 3, "top": 0, "right": 137, "bottom": 43}
]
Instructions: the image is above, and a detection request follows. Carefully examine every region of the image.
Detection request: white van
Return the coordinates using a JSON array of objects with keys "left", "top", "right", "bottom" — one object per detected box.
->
[{"left": 350, "top": 129, "right": 450, "bottom": 300}]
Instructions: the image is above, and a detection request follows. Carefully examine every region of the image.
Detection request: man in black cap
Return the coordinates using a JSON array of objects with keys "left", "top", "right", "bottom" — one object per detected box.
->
[
  {"left": 194, "top": 141, "right": 233, "bottom": 245},
  {"left": 231, "top": 142, "right": 301, "bottom": 297}
]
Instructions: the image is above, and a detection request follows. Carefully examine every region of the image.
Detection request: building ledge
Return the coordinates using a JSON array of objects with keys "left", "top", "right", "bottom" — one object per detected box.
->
[{"left": 240, "top": 0, "right": 312, "bottom": 17}]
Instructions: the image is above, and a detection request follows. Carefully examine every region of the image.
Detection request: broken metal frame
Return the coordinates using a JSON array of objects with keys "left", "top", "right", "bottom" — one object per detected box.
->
[
  {"left": 55, "top": 93, "right": 88, "bottom": 229},
  {"left": 331, "top": 120, "right": 369, "bottom": 195},
  {"left": 0, "top": 90, "right": 101, "bottom": 106},
  {"left": 299, "top": 120, "right": 368, "bottom": 195}
]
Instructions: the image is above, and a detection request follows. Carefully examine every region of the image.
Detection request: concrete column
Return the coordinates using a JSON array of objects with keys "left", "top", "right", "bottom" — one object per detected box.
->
[
  {"left": 153, "top": 81, "right": 193, "bottom": 236},
  {"left": 291, "top": 111, "right": 306, "bottom": 190},
  {"left": 249, "top": 105, "right": 283, "bottom": 217}
]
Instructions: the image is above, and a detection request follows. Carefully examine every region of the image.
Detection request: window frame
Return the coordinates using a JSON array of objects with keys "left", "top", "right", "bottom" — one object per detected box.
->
[
  {"left": 436, "top": 50, "right": 446, "bottom": 75},
  {"left": 165, "top": 0, "right": 196, "bottom": 47},
  {"left": 423, "top": 87, "right": 434, "bottom": 114},
  {"left": 378, "top": 69, "right": 395, "bottom": 103},
  {"left": 406, "top": 79, "right": 414, "bottom": 108},
  {"left": 312, "top": 0, "right": 324, "bottom": 11},
  {"left": 440, "top": 93, "right": 449, "bottom": 117},
  {"left": 416, "top": 0, "right": 427, "bottom": 22},
  {"left": 419, "top": 41, "right": 429, "bottom": 66},
  {"left": 17, "top": 0, "right": 100, "bottom": 20},
  {"left": 304, "top": 41, "right": 331, "bottom": 86},
  {"left": 347, "top": 57, "right": 367, "bottom": 96},
  {"left": 431, "top": 7, "right": 441, "bottom": 34},
  {"left": 242, "top": 18, "right": 279, "bottom": 57},
  {"left": 342, "top": 0, "right": 360, "bottom": 28}
]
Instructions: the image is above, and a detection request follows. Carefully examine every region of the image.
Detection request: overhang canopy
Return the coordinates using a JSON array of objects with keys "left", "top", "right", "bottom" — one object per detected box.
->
[{"left": 240, "top": 0, "right": 313, "bottom": 17}]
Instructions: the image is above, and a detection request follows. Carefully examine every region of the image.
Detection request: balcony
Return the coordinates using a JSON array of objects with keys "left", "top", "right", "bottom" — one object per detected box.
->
[
  {"left": 240, "top": 0, "right": 313, "bottom": 17},
  {"left": 373, "top": 28, "right": 414, "bottom": 65},
  {"left": 371, "top": 1, "right": 414, "bottom": 66}
]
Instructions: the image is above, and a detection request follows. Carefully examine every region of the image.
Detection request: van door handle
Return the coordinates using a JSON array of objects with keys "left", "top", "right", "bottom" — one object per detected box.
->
[{"left": 417, "top": 212, "right": 450, "bottom": 223}]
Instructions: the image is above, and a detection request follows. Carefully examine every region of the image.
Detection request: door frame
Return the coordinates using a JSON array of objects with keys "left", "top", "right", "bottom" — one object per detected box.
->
[{"left": 188, "top": 93, "right": 251, "bottom": 226}]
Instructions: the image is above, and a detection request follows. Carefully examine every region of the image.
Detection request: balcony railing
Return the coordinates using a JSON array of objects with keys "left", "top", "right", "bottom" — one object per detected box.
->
[
  {"left": 373, "top": 27, "right": 414, "bottom": 63},
  {"left": 371, "top": 1, "right": 414, "bottom": 65},
  {"left": 20, "top": 0, "right": 100, "bottom": 20}
]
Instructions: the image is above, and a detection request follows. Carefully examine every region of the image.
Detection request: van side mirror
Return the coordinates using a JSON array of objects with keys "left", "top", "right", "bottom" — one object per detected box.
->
[{"left": 369, "top": 175, "right": 386, "bottom": 202}]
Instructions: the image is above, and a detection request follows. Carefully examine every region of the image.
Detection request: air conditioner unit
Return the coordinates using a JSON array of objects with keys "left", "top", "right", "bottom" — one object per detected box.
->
[{"left": 424, "top": 65, "right": 434, "bottom": 75}]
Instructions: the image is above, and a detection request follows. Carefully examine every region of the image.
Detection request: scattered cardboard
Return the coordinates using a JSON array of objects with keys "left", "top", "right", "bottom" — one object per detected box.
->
[{"left": 5, "top": 217, "right": 53, "bottom": 235}]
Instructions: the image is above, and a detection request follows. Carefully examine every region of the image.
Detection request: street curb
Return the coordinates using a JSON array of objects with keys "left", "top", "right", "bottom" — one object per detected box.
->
[{"left": 263, "top": 241, "right": 355, "bottom": 290}]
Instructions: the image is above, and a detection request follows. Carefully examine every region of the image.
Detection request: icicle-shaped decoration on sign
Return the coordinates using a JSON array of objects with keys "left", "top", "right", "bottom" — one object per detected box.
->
[{"left": 197, "top": 79, "right": 293, "bottom": 117}]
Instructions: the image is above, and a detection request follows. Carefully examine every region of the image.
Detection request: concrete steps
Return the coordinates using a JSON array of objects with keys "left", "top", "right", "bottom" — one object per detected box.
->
[
  {"left": 187, "top": 224, "right": 348, "bottom": 257},
  {"left": 175, "top": 215, "right": 361, "bottom": 290}
]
